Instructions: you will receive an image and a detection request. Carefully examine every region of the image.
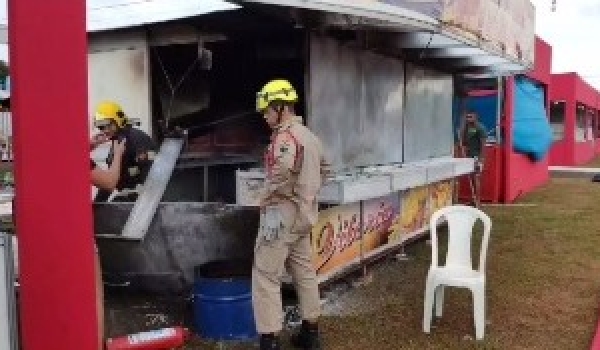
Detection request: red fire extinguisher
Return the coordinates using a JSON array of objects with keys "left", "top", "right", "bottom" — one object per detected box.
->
[{"left": 106, "top": 326, "right": 189, "bottom": 350}]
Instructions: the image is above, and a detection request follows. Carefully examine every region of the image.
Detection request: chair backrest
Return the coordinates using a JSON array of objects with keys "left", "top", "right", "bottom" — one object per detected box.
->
[{"left": 429, "top": 205, "right": 492, "bottom": 272}]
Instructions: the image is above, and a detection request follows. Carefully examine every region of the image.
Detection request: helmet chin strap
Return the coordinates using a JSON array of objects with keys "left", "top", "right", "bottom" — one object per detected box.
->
[{"left": 275, "top": 104, "right": 285, "bottom": 126}]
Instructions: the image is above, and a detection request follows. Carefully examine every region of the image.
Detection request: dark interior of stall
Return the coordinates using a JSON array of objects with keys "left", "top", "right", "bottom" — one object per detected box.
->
[
  {"left": 148, "top": 10, "right": 307, "bottom": 203},
  {"left": 453, "top": 77, "right": 501, "bottom": 143}
]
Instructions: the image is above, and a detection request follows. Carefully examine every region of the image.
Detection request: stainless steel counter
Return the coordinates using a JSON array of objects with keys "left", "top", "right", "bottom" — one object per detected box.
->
[{"left": 236, "top": 157, "right": 475, "bottom": 205}]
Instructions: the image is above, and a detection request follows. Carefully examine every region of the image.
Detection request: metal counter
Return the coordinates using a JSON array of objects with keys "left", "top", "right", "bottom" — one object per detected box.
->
[
  {"left": 237, "top": 157, "right": 474, "bottom": 205},
  {"left": 95, "top": 202, "right": 259, "bottom": 294}
]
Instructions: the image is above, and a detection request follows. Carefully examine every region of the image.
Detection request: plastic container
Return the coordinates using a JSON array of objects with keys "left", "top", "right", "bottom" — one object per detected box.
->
[{"left": 193, "top": 260, "right": 257, "bottom": 341}]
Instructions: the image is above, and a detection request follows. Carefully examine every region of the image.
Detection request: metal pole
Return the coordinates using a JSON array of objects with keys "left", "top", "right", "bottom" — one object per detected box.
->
[
  {"left": 504, "top": 76, "right": 515, "bottom": 203},
  {"left": 457, "top": 117, "right": 478, "bottom": 206},
  {"left": 9, "top": 1, "right": 98, "bottom": 349},
  {"left": 0, "top": 233, "right": 18, "bottom": 350}
]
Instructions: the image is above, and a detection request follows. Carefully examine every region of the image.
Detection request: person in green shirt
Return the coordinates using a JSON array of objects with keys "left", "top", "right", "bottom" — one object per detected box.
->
[{"left": 459, "top": 111, "right": 487, "bottom": 206}]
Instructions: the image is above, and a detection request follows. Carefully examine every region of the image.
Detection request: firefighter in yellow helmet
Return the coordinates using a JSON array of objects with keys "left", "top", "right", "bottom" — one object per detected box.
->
[
  {"left": 253, "top": 79, "right": 330, "bottom": 350},
  {"left": 91, "top": 100, "right": 157, "bottom": 201}
]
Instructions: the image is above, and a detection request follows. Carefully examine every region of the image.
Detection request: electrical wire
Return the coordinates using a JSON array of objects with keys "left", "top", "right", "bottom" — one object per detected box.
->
[{"left": 153, "top": 48, "right": 200, "bottom": 129}]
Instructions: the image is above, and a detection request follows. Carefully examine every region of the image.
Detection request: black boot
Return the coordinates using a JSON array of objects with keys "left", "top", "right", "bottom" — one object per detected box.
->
[
  {"left": 260, "top": 333, "right": 281, "bottom": 350},
  {"left": 291, "top": 320, "right": 322, "bottom": 350}
]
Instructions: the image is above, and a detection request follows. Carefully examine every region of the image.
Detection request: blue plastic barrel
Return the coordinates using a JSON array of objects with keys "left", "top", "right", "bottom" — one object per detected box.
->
[{"left": 193, "top": 260, "right": 257, "bottom": 341}]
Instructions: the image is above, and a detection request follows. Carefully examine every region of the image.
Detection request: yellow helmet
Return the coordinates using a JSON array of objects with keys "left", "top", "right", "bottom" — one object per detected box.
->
[
  {"left": 94, "top": 100, "right": 127, "bottom": 128},
  {"left": 256, "top": 79, "right": 298, "bottom": 113}
]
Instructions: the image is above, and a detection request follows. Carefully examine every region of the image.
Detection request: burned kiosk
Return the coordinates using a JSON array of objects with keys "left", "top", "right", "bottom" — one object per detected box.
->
[{"left": 91, "top": 1, "right": 535, "bottom": 294}]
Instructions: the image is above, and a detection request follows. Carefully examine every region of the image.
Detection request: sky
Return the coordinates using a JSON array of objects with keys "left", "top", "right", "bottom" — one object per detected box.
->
[
  {"left": 0, "top": 0, "right": 598, "bottom": 89},
  {"left": 530, "top": 0, "right": 600, "bottom": 89}
]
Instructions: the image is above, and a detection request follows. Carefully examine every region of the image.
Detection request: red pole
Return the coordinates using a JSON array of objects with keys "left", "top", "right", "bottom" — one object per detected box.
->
[
  {"left": 503, "top": 76, "right": 514, "bottom": 203},
  {"left": 565, "top": 98, "right": 575, "bottom": 165},
  {"left": 8, "top": 2, "right": 97, "bottom": 350}
]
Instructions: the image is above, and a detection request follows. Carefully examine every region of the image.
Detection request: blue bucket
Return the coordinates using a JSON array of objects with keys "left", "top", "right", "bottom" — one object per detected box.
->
[{"left": 193, "top": 260, "right": 257, "bottom": 341}]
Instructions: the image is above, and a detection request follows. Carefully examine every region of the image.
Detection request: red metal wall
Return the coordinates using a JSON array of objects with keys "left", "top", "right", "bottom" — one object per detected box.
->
[
  {"left": 505, "top": 152, "right": 549, "bottom": 201},
  {"left": 528, "top": 38, "right": 552, "bottom": 86},
  {"left": 549, "top": 73, "right": 597, "bottom": 165},
  {"left": 501, "top": 37, "right": 552, "bottom": 202},
  {"left": 9, "top": 1, "right": 98, "bottom": 349},
  {"left": 548, "top": 140, "right": 568, "bottom": 164},
  {"left": 596, "top": 91, "right": 600, "bottom": 153},
  {"left": 502, "top": 37, "right": 551, "bottom": 202},
  {"left": 458, "top": 146, "right": 504, "bottom": 203},
  {"left": 459, "top": 37, "right": 553, "bottom": 203},
  {"left": 574, "top": 141, "right": 596, "bottom": 164},
  {"left": 574, "top": 77, "right": 598, "bottom": 163}
]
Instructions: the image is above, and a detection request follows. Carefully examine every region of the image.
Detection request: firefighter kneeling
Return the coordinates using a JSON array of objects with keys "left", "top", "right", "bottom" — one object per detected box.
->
[
  {"left": 253, "top": 79, "right": 330, "bottom": 350},
  {"left": 92, "top": 100, "right": 157, "bottom": 202}
]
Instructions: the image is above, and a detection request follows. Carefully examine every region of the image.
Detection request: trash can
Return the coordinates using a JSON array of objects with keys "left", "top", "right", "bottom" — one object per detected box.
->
[{"left": 193, "top": 260, "right": 257, "bottom": 341}]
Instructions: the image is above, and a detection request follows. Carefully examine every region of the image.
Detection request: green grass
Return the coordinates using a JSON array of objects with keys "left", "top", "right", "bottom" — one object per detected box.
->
[{"left": 187, "top": 178, "right": 600, "bottom": 349}]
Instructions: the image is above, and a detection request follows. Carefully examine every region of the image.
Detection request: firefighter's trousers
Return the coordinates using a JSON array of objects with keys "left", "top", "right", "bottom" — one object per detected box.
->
[{"left": 252, "top": 223, "right": 320, "bottom": 334}]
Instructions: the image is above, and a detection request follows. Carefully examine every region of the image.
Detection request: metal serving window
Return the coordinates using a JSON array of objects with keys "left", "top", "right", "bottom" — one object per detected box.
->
[
  {"left": 549, "top": 100, "right": 565, "bottom": 141},
  {"left": 308, "top": 35, "right": 405, "bottom": 170},
  {"left": 403, "top": 63, "right": 453, "bottom": 162},
  {"left": 575, "top": 102, "right": 587, "bottom": 143}
]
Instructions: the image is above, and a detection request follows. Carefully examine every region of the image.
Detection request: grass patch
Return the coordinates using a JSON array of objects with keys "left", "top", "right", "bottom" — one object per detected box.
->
[{"left": 186, "top": 178, "right": 600, "bottom": 349}]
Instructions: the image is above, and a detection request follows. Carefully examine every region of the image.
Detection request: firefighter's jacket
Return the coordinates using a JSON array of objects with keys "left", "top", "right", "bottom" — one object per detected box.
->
[{"left": 262, "top": 116, "right": 330, "bottom": 232}]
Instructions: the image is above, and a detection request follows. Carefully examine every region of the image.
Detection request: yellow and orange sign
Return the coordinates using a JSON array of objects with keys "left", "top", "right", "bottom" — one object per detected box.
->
[
  {"left": 311, "top": 181, "right": 454, "bottom": 275},
  {"left": 362, "top": 194, "right": 400, "bottom": 254},
  {"left": 399, "top": 186, "right": 429, "bottom": 235},
  {"left": 430, "top": 180, "right": 453, "bottom": 214},
  {"left": 311, "top": 203, "right": 362, "bottom": 275}
]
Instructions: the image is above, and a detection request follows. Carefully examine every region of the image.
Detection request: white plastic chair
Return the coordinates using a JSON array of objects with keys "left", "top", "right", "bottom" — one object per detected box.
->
[{"left": 423, "top": 205, "right": 492, "bottom": 340}]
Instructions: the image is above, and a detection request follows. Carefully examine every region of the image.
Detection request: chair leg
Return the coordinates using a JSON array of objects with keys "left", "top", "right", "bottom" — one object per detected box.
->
[
  {"left": 423, "top": 281, "right": 435, "bottom": 334},
  {"left": 435, "top": 285, "right": 445, "bottom": 318},
  {"left": 472, "top": 288, "right": 485, "bottom": 340}
]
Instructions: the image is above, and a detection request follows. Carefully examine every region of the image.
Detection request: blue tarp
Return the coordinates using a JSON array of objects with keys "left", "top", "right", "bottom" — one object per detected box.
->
[{"left": 513, "top": 76, "right": 553, "bottom": 161}]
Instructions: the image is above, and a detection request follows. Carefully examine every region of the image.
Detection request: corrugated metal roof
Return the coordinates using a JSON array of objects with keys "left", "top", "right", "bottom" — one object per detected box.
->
[
  {"left": 0, "top": 1, "right": 239, "bottom": 31},
  {"left": 87, "top": 0, "right": 240, "bottom": 32},
  {"left": 240, "top": 0, "right": 437, "bottom": 31},
  {"left": 0, "top": 0, "right": 531, "bottom": 74},
  {"left": 0, "top": 0, "right": 427, "bottom": 33}
]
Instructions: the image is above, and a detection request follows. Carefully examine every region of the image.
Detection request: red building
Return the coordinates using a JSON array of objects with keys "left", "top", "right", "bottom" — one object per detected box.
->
[
  {"left": 459, "top": 37, "right": 553, "bottom": 203},
  {"left": 548, "top": 73, "right": 599, "bottom": 166},
  {"left": 502, "top": 37, "right": 552, "bottom": 202}
]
